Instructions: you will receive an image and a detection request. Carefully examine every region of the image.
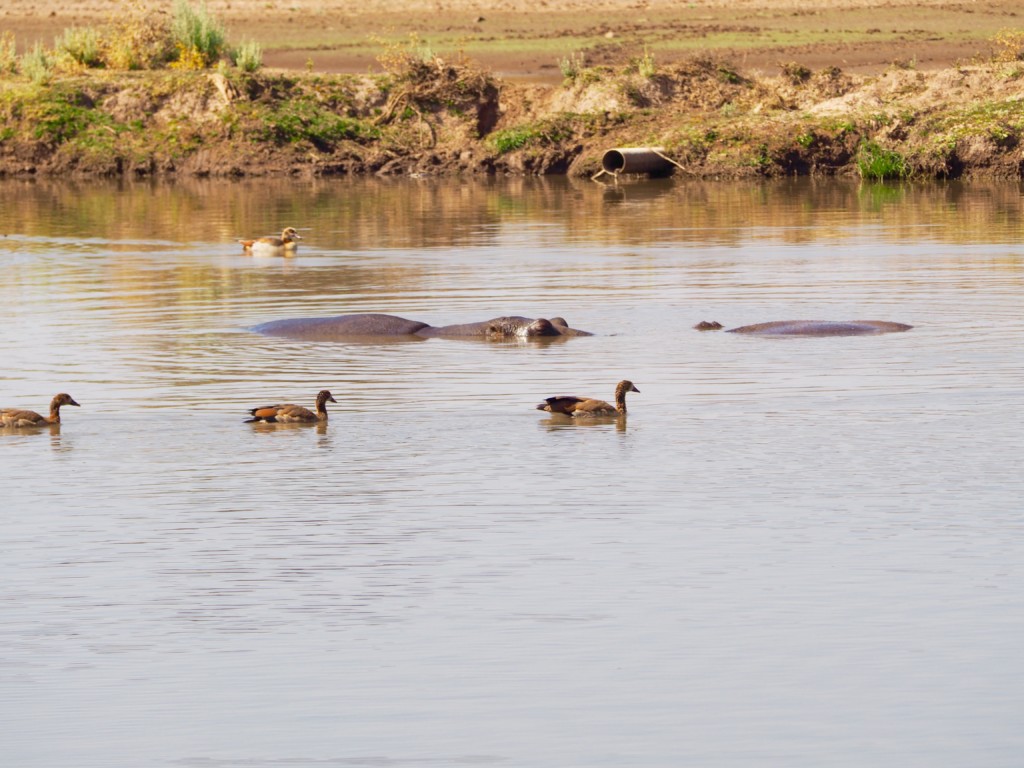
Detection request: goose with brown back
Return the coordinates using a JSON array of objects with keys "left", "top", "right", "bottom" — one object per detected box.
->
[
  {"left": 537, "top": 380, "right": 640, "bottom": 417},
  {"left": 1, "top": 393, "right": 80, "bottom": 427},
  {"left": 246, "top": 389, "right": 336, "bottom": 423},
  {"left": 238, "top": 227, "right": 302, "bottom": 256}
]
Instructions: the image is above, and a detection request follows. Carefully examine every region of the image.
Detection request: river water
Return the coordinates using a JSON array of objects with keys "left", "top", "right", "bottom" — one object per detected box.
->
[{"left": 2, "top": 176, "right": 1023, "bottom": 767}]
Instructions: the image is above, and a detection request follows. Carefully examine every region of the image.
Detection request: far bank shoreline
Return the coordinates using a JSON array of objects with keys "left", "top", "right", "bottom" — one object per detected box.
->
[{"left": 2, "top": 56, "right": 1023, "bottom": 181}]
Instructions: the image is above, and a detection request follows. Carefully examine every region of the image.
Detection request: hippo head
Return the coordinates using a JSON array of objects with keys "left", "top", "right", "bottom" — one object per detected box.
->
[{"left": 484, "top": 317, "right": 592, "bottom": 338}]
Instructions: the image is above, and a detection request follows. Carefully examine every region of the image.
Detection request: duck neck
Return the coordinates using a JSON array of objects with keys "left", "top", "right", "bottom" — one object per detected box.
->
[
  {"left": 47, "top": 399, "right": 62, "bottom": 423},
  {"left": 615, "top": 389, "right": 628, "bottom": 413},
  {"left": 315, "top": 396, "right": 330, "bottom": 421}
]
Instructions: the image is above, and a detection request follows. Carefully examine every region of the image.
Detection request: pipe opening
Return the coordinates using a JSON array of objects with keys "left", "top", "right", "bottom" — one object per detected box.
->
[{"left": 600, "top": 147, "right": 675, "bottom": 176}]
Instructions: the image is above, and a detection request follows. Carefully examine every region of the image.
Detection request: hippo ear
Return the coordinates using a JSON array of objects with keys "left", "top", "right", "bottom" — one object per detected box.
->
[{"left": 549, "top": 317, "right": 568, "bottom": 327}]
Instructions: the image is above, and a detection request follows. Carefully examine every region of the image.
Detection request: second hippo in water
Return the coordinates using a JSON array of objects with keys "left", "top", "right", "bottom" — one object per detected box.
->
[
  {"left": 696, "top": 320, "right": 912, "bottom": 336},
  {"left": 252, "top": 313, "right": 593, "bottom": 341}
]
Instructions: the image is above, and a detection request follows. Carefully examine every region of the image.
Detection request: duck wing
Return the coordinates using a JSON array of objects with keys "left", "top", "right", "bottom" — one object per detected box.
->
[
  {"left": 1, "top": 408, "right": 46, "bottom": 427},
  {"left": 272, "top": 404, "right": 317, "bottom": 422},
  {"left": 246, "top": 403, "right": 317, "bottom": 423},
  {"left": 568, "top": 398, "right": 617, "bottom": 416},
  {"left": 537, "top": 395, "right": 587, "bottom": 414}
]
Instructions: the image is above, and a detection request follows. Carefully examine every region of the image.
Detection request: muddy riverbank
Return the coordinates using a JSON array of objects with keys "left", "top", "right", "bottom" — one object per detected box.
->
[
  {"left": 2, "top": 55, "right": 1023, "bottom": 180},
  {"left": 2, "top": 0, "right": 1023, "bottom": 179}
]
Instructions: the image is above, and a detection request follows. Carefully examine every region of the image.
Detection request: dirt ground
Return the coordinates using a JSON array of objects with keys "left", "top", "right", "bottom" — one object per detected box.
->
[{"left": 3, "top": 0, "right": 1022, "bottom": 82}]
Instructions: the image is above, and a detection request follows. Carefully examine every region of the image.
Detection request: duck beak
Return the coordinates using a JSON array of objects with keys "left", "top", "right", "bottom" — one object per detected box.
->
[{"left": 68, "top": 398, "right": 81, "bottom": 407}]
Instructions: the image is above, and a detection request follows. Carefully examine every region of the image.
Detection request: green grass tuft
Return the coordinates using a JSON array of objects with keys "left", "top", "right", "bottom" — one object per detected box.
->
[
  {"left": 171, "top": 0, "right": 227, "bottom": 68},
  {"left": 857, "top": 139, "right": 907, "bottom": 180},
  {"left": 232, "top": 40, "right": 263, "bottom": 73},
  {"left": 55, "top": 27, "right": 104, "bottom": 69},
  {"left": 492, "top": 127, "right": 538, "bottom": 153},
  {"left": 21, "top": 43, "right": 54, "bottom": 85}
]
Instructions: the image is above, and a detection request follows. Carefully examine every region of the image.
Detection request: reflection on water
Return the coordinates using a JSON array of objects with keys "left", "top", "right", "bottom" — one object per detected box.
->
[
  {"left": 4, "top": 175, "right": 1024, "bottom": 249},
  {"left": 2, "top": 176, "right": 1023, "bottom": 768}
]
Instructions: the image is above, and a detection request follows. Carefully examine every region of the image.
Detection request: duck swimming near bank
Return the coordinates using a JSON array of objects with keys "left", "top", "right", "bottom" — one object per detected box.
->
[
  {"left": 245, "top": 389, "right": 336, "bottom": 423},
  {"left": 238, "top": 227, "right": 302, "bottom": 256},
  {"left": 1, "top": 393, "right": 80, "bottom": 427},
  {"left": 536, "top": 380, "right": 640, "bottom": 417}
]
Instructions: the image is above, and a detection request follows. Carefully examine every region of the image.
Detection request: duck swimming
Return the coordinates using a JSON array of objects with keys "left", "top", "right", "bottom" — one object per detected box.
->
[
  {"left": 536, "top": 380, "right": 640, "bottom": 417},
  {"left": 238, "top": 227, "right": 302, "bottom": 256},
  {"left": 1, "top": 393, "right": 80, "bottom": 427},
  {"left": 245, "top": 389, "right": 336, "bottom": 423}
]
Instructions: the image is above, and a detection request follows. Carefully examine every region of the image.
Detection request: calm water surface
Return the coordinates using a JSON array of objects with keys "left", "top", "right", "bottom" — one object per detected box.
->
[{"left": 2, "top": 177, "right": 1023, "bottom": 767}]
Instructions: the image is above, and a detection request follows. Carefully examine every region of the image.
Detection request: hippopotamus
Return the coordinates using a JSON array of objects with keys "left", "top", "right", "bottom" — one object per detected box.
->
[
  {"left": 695, "top": 320, "right": 912, "bottom": 336},
  {"left": 252, "top": 313, "right": 593, "bottom": 341}
]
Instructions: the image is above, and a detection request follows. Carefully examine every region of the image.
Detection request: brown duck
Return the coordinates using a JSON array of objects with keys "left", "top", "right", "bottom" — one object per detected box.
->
[
  {"left": 238, "top": 227, "right": 302, "bottom": 256},
  {"left": 1, "top": 393, "right": 80, "bottom": 427},
  {"left": 536, "top": 380, "right": 640, "bottom": 417},
  {"left": 246, "top": 389, "right": 336, "bottom": 423}
]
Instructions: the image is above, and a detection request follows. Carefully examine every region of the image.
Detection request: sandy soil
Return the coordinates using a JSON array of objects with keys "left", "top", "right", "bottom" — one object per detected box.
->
[{"left": 3, "top": 0, "right": 1021, "bottom": 82}]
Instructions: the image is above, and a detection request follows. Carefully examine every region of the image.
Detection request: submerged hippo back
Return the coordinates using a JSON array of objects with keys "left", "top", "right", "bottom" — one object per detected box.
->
[
  {"left": 253, "top": 313, "right": 431, "bottom": 340},
  {"left": 727, "top": 320, "right": 912, "bottom": 336}
]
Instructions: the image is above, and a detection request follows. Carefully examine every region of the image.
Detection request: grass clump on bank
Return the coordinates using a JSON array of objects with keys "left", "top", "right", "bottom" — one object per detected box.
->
[
  {"left": 0, "top": 0, "right": 258, "bottom": 77},
  {"left": 240, "top": 99, "right": 380, "bottom": 148},
  {"left": 169, "top": 0, "right": 226, "bottom": 69},
  {"left": 231, "top": 41, "right": 263, "bottom": 73},
  {"left": 857, "top": 140, "right": 907, "bottom": 180},
  {"left": 55, "top": 27, "right": 103, "bottom": 69},
  {"left": 20, "top": 43, "right": 54, "bottom": 85}
]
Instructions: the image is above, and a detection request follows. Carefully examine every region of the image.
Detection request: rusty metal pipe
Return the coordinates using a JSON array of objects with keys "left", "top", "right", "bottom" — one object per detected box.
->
[{"left": 601, "top": 147, "right": 674, "bottom": 175}]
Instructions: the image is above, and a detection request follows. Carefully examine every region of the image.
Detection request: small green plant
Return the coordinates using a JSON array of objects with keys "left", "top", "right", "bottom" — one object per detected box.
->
[
  {"left": 170, "top": 0, "right": 226, "bottom": 68},
  {"left": 0, "top": 31, "right": 20, "bottom": 75},
  {"left": 55, "top": 26, "right": 103, "bottom": 69},
  {"left": 716, "top": 65, "right": 742, "bottom": 84},
  {"left": 232, "top": 39, "right": 263, "bottom": 72},
  {"left": 492, "top": 127, "right": 538, "bottom": 153},
  {"left": 857, "top": 139, "right": 907, "bottom": 180},
  {"left": 637, "top": 47, "right": 656, "bottom": 79},
  {"left": 21, "top": 42, "right": 54, "bottom": 85},
  {"left": 559, "top": 51, "right": 586, "bottom": 81}
]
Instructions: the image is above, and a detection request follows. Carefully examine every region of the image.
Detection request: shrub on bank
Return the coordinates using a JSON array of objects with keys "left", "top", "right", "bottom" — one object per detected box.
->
[
  {"left": 231, "top": 41, "right": 263, "bottom": 73},
  {"left": 21, "top": 43, "right": 54, "bottom": 85},
  {"left": 55, "top": 27, "right": 103, "bottom": 69},
  {"left": 0, "top": 0, "right": 248, "bottom": 77},
  {"left": 170, "top": 0, "right": 227, "bottom": 69}
]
